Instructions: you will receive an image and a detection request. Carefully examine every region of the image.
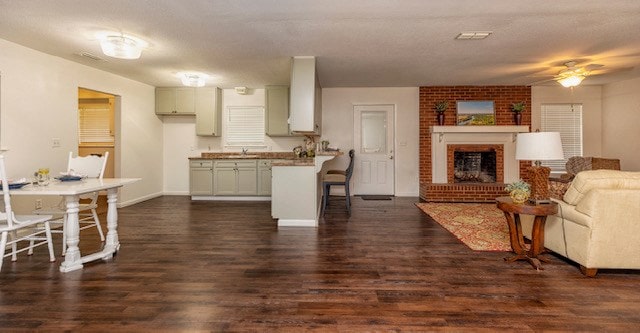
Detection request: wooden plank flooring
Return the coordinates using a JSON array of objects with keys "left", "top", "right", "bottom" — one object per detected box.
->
[{"left": 2, "top": 196, "right": 640, "bottom": 331}]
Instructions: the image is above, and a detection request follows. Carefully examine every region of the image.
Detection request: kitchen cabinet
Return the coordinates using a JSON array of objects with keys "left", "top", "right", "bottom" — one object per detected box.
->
[
  {"left": 156, "top": 87, "right": 195, "bottom": 115},
  {"left": 289, "top": 56, "right": 322, "bottom": 134},
  {"left": 189, "top": 160, "right": 214, "bottom": 195},
  {"left": 265, "top": 86, "right": 291, "bottom": 136},
  {"left": 257, "top": 160, "right": 272, "bottom": 196},
  {"left": 214, "top": 160, "right": 257, "bottom": 195},
  {"left": 195, "top": 87, "right": 222, "bottom": 136}
]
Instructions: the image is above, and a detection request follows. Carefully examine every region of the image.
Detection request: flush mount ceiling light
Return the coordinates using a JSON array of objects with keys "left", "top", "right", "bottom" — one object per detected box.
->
[
  {"left": 455, "top": 31, "right": 492, "bottom": 40},
  {"left": 99, "top": 34, "right": 147, "bottom": 59},
  {"left": 178, "top": 72, "right": 209, "bottom": 87}
]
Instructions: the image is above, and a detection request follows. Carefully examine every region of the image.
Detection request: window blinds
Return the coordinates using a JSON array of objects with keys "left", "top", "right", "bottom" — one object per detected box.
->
[
  {"left": 226, "top": 106, "right": 265, "bottom": 146},
  {"left": 78, "top": 100, "right": 114, "bottom": 144},
  {"left": 540, "top": 104, "right": 583, "bottom": 171}
]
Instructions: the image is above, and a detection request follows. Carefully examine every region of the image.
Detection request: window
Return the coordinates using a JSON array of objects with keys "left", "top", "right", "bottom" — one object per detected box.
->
[
  {"left": 78, "top": 98, "right": 115, "bottom": 145},
  {"left": 225, "top": 106, "right": 265, "bottom": 147},
  {"left": 540, "top": 103, "right": 583, "bottom": 172}
]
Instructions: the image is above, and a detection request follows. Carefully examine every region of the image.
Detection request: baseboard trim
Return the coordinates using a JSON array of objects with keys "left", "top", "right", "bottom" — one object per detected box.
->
[
  {"left": 118, "top": 192, "right": 163, "bottom": 208},
  {"left": 277, "top": 219, "right": 318, "bottom": 227},
  {"left": 191, "top": 196, "right": 271, "bottom": 201}
]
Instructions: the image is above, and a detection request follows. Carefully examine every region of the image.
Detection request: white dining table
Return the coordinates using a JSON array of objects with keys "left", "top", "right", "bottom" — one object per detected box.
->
[{"left": 10, "top": 178, "right": 140, "bottom": 272}]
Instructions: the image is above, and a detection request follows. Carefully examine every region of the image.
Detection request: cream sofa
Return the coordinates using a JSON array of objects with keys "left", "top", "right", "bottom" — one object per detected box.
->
[{"left": 522, "top": 170, "right": 640, "bottom": 277}]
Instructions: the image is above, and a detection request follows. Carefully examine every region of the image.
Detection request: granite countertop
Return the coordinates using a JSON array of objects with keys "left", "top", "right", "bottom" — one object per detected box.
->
[
  {"left": 190, "top": 152, "right": 296, "bottom": 160},
  {"left": 190, "top": 150, "right": 343, "bottom": 161}
]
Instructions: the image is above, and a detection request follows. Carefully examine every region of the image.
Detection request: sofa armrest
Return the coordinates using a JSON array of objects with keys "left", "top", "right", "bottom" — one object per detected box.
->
[{"left": 574, "top": 189, "right": 640, "bottom": 267}]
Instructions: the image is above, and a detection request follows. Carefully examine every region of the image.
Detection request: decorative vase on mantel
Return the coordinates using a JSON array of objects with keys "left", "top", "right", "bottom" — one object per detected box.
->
[
  {"left": 434, "top": 100, "right": 449, "bottom": 126},
  {"left": 511, "top": 101, "right": 525, "bottom": 125},
  {"left": 513, "top": 113, "right": 522, "bottom": 125}
]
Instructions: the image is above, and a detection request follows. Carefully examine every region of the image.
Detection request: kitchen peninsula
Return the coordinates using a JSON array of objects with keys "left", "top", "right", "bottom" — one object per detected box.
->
[
  {"left": 189, "top": 150, "right": 341, "bottom": 227},
  {"left": 272, "top": 150, "right": 342, "bottom": 227}
]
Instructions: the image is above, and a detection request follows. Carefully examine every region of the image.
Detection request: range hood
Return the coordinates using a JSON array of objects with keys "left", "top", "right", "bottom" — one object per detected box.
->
[{"left": 289, "top": 56, "right": 322, "bottom": 135}]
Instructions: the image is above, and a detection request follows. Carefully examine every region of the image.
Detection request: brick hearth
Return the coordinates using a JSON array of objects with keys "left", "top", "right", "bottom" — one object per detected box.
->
[{"left": 419, "top": 86, "right": 531, "bottom": 202}]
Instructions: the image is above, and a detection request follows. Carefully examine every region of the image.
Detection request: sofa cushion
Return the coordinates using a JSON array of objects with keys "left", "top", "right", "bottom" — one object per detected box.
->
[{"left": 563, "top": 170, "right": 640, "bottom": 205}]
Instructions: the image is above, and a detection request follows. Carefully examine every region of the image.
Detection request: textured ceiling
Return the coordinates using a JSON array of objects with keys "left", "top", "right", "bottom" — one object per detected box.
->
[{"left": 1, "top": 0, "right": 639, "bottom": 88}]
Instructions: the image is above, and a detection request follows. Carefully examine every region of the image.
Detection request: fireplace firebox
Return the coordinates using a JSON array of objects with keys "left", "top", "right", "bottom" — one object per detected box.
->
[
  {"left": 446, "top": 144, "right": 505, "bottom": 184},
  {"left": 454, "top": 151, "right": 496, "bottom": 183}
]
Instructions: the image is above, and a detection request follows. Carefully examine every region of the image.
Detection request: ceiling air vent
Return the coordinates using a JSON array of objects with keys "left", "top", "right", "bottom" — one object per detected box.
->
[
  {"left": 455, "top": 31, "right": 492, "bottom": 40},
  {"left": 78, "top": 52, "right": 106, "bottom": 61}
]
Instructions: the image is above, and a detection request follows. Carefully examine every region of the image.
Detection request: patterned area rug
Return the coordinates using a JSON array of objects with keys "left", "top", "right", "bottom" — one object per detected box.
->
[{"left": 416, "top": 202, "right": 511, "bottom": 252}]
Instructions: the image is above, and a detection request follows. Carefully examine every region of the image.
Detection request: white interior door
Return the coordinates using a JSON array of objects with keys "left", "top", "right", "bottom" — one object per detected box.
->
[{"left": 353, "top": 105, "right": 395, "bottom": 195}]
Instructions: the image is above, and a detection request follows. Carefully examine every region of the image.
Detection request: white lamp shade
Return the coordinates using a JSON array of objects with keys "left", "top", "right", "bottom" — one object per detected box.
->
[
  {"left": 515, "top": 132, "right": 564, "bottom": 161},
  {"left": 100, "top": 36, "right": 142, "bottom": 59}
]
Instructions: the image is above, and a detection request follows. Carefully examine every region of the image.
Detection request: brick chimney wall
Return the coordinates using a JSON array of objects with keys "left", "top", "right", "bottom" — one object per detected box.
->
[{"left": 419, "top": 86, "right": 532, "bottom": 202}]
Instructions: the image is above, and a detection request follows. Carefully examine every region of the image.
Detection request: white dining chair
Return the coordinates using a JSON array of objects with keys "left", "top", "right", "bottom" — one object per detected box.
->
[
  {"left": 1, "top": 155, "right": 56, "bottom": 272},
  {"left": 33, "top": 151, "right": 109, "bottom": 256}
]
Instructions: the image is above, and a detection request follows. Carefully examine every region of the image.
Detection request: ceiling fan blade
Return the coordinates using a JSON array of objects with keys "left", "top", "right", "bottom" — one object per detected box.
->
[{"left": 528, "top": 77, "right": 558, "bottom": 86}]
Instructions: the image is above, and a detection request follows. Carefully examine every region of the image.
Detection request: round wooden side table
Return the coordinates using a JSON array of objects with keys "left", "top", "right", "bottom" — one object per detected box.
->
[{"left": 496, "top": 196, "right": 558, "bottom": 270}]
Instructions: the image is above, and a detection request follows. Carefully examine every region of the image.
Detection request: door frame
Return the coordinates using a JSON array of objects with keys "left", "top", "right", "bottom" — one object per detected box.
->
[{"left": 352, "top": 104, "right": 395, "bottom": 195}]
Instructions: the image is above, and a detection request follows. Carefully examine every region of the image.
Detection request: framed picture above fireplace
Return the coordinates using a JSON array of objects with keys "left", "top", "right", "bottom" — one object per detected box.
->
[{"left": 456, "top": 101, "right": 495, "bottom": 126}]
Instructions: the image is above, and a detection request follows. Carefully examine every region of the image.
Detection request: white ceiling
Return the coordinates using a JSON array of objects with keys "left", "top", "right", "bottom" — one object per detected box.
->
[{"left": 1, "top": 0, "right": 640, "bottom": 89}]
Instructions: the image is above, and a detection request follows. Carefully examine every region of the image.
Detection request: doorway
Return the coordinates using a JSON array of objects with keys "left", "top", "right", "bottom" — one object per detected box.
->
[
  {"left": 78, "top": 88, "right": 116, "bottom": 212},
  {"left": 77, "top": 88, "right": 115, "bottom": 178},
  {"left": 353, "top": 104, "right": 395, "bottom": 195}
]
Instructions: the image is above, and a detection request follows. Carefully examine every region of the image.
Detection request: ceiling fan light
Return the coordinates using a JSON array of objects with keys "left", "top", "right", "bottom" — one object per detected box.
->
[
  {"left": 558, "top": 74, "right": 584, "bottom": 88},
  {"left": 100, "top": 35, "right": 142, "bottom": 59}
]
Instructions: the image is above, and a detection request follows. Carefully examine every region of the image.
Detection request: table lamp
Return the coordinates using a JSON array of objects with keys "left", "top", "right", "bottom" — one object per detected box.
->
[{"left": 515, "top": 131, "right": 564, "bottom": 203}]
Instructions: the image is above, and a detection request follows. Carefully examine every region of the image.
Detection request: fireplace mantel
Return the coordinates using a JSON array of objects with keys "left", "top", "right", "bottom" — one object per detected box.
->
[
  {"left": 430, "top": 125, "right": 529, "bottom": 134},
  {"left": 431, "top": 126, "right": 529, "bottom": 184}
]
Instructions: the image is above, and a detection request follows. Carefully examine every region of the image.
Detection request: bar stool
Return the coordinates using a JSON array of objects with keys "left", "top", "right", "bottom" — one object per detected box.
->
[{"left": 322, "top": 149, "right": 355, "bottom": 215}]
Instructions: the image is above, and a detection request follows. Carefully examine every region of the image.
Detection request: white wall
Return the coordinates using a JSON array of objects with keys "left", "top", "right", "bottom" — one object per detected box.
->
[
  {"left": 321, "top": 87, "right": 420, "bottom": 197},
  {"left": 0, "top": 38, "right": 162, "bottom": 210},
  {"left": 531, "top": 85, "right": 603, "bottom": 157},
  {"left": 602, "top": 77, "right": 640, "bottom": 171},
  {"left": 162, "top": 88, "right": 303, "bottom": 194}
]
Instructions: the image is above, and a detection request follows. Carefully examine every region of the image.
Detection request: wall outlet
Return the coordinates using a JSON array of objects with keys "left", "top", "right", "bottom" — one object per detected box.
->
[
  {"left": 52, "top": 138, "right": 61, "bottom": 147},
  {"left": 35, "top": 199, "right": 43, "bottom": 210}
]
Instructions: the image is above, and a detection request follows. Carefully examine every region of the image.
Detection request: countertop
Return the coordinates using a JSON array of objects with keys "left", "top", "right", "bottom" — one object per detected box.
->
[{"left": 189, "top": 151, "right": 342, "bottom": 167}]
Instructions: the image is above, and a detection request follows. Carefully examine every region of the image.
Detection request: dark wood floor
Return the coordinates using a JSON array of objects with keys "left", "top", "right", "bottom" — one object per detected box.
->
[{"left": 2, "top": 196, "right": 640, "bottom": 331}]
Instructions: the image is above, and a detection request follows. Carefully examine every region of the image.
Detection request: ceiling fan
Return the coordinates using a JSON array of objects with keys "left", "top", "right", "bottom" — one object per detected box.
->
[
  {"left": 554, "top": 61, "right": 601, "bottom": 87},
  {"left": 530, "top": 61, "right": 603, "bottom": 87}
]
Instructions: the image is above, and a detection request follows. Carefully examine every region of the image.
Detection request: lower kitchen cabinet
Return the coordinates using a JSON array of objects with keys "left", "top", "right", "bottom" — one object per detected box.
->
[
  {"left": 213, "top": 160, "right": 257, "bottom": 196},
  {"left": 258, "top": 160, "right": 272, "bottom": 196},
  {"left": 189, "top": 160, "right": 214, "bottom": 195},
  {"left": 190, "top": 159, "right": 273, "bottom": 197}
]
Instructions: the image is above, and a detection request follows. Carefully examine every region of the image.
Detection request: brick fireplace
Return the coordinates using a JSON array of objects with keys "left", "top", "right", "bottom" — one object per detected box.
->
[{"left": 419, "top": 86, "right": 532, "bottom": 202}]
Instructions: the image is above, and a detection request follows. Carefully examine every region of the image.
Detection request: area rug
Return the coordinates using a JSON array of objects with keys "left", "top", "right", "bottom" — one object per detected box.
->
[{"left": 416, "top": 202, "right": 511, "bottom": 252}]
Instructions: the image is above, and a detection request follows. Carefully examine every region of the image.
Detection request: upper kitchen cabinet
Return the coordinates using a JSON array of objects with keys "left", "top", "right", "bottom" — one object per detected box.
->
[
  {"left": 289, "top": 56, "right": 322, "bottom": 135},
  {"left": 265, "top": 85, "right": 291, "bottom": 136},
  {"left": 155, "top": 87, "right": 195, "bottom": 115},
  {"left": 195, "top": 87, "right": 222, "bottom": 136}
]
